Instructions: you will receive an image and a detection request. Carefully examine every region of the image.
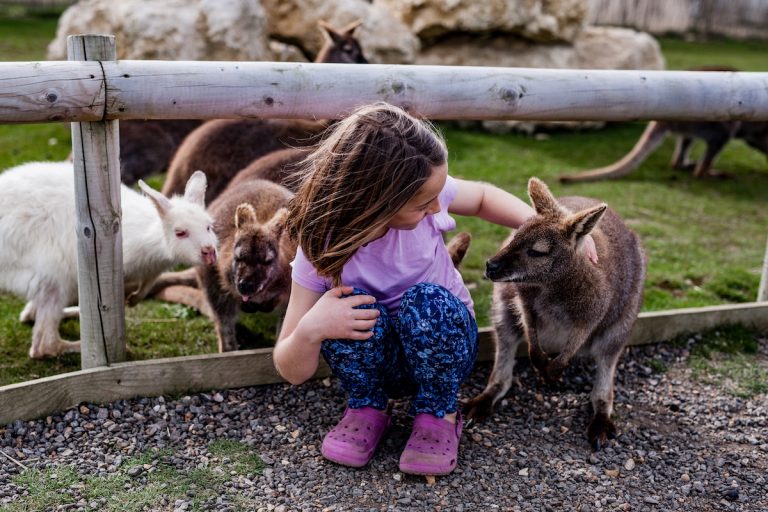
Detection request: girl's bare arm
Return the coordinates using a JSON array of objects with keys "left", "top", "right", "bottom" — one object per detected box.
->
[{"left": 274, "top": 282, "right": 379, "bottom": 385}]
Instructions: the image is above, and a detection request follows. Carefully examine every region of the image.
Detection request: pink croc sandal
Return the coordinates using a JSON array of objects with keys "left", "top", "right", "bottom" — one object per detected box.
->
[
  {"left": 399, "top": 412, "right": 463, "bottom": 475},
  {"left": 321, "top": 406, "right": 392, "bottom": 468}
]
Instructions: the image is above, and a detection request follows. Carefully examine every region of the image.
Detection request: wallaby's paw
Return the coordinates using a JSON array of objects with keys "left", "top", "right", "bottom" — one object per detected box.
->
[
  {"left": 29, "top": 339, "right": 81, "bottom": 359},
  {"left": 587, "top": 413, "right": 617, "bottom": 451},
  {"left": 703, "top": 170, "right": 733, "bottom": 180},
  {"left": 529, "top": 349, "right": 550, "bottom": 378},
  {"left": 462, "top": 393, "right": 495, "bottom": 423}
]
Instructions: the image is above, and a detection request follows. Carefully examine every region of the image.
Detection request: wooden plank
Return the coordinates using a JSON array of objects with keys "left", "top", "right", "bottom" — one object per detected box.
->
[
  {"left": 0, "top": 62, "right": 767, "bottom": 123},
  {"left": 67, "top": 35, "right": 126, "bottom": 369},
  {"left": 0, "top": 61, "right": 104, "bottom": 123},
  {"left": 2, "top": 302, "right": 768, "bottom": 424},
  {"left": 102, "top": 63, "right": 768, "bottom": 122}
]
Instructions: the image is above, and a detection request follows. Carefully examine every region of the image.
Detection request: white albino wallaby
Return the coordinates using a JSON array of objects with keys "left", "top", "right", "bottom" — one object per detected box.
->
[
  {"left": 0, "top": 161, "right": 218, "bottom": 359},
  {"left": 464, "top": 178, "right": 645, "bottom": 450}
]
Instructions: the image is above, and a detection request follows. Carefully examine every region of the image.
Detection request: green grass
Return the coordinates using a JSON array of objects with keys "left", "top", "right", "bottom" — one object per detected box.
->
[
  {"left": 0, "top": 14, "right": 767, "bottom": 386},
  {"left": 3, "top": 441, "right": 264, "bottom": 511},
  {"left": 681, "top": 326, "right": 768, "bottom": 398}
]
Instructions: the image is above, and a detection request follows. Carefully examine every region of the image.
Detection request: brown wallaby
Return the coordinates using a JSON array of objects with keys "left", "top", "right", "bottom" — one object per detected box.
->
[
  {"left": 161, "top": 20, "right": 368, "bottom": 204},
  {"left": 464, "top": 178, "right": 645, "bottom": 450},
  {"left": 201, "top": 178, "right": 296, "bottom": 352},
  {"left": 559, "top": 67, "right": 768, "bottom": 183}
]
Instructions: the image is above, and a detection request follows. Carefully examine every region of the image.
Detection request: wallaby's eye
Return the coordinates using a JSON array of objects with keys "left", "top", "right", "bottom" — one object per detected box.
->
[
  {"left": 527, "top": 248, "right": 548, "bottom": 258},
  {"left": 207, "top": 225, "right": 213, "bottom": 233},
  {"left": 175, "top": 229, "right": 189, "bottom": 239}
]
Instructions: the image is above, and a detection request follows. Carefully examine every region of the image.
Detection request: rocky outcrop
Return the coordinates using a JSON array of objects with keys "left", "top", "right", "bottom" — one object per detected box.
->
[
  {"left": 378, "top": 0, "right": 587, "bottom": 43},
  {"left": 48, "top": 0, "right": 272, "bottom": 61}
]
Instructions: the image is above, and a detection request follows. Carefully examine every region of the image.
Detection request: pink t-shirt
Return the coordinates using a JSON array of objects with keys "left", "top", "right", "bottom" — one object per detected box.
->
[{"left": 291, "top": 175, "right": 474, "bottom": 317}]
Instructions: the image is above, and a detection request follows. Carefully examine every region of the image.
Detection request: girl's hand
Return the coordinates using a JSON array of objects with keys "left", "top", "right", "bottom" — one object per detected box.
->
[
  {"left": 298, "top": 286, "right": 380, "bottom": 342},
  {"left": 581, "top": 234, "right": 599, "bottom": 265}
]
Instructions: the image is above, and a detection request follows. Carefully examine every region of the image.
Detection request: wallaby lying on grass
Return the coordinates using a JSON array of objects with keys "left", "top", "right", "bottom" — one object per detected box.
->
[
  {"left": 161, "top": 20, "right": 368, "bottom": 204},
  {"left": 464, "top": 178, "right": 645, "bottom": 450},
  {"left": 0, "top": 162, "right": 217, "bottom": 358},
  {"left": 560, "top": 66, "right": 768, "bottom": 183}
]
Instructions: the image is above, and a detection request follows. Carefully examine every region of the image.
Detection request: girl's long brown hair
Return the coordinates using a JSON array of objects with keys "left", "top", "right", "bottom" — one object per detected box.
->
[{"left": 286, "top": 102, "right": 447, "bottom": 287}]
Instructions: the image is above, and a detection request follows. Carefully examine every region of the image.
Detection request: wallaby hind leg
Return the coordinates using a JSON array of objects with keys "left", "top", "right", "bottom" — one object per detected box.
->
[
  {"left": 671, "top": 136, "right": 695, "bottom": 170},
  {"left": 28, "top": 285, "right": 80, "bottom": 359},
  {"left": 693, "top": 137, "right": 730, "bottom": 179},
  {"left": 19, "top": 301, "right": 35, "bottom": 323},
  {"left": 586, "top": 344, "right": 623, "bottom": 451},
  {"left": 147, "top": 267, "right": 200, "bottom": 298},
  {"left": 155, "top": 285, "right": 214, "bottom": 319},
  {"left": 464, "top": 300, "right": 523, "bottom": 421}
]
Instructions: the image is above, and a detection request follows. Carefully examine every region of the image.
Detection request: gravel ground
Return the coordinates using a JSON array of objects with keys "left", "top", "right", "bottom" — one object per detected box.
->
[{"left": 1, "top": 336, "right": 767, "bottom": 512}]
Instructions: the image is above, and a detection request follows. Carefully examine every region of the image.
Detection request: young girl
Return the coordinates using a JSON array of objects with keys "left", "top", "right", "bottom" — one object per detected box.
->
[{"left": 273, "top": 102, "right": 597, "bottom": 475}]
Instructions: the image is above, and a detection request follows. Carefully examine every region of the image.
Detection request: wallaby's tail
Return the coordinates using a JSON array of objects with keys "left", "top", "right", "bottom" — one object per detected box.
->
[
  {"left": 447, "top": 232, "right": 471, "bottom": 269},
  {"left": 559, "top": 122, "right": 668, "bottom": 183},
  {"left": 147, "top": 267, "right": 199, "bottom": 297}
]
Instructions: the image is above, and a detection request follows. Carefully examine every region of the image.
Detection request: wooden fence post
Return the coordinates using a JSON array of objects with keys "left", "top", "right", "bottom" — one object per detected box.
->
[
  {"left": 759, "top": 235, "right": 768, "bottom": 302},
  {"left": 67, "top": 34, "right": 126, "bottom": 368}
]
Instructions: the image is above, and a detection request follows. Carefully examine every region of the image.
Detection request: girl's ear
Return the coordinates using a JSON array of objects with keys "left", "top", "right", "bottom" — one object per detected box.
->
[{"left": 527, "top": 177, "right": 562, "bottom": 217}]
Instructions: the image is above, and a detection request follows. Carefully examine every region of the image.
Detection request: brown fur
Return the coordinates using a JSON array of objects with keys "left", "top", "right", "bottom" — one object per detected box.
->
[
  {"left": 464, "top": 178, "right": 646, "bottom": 450},
  {"left": 560, "top": 67, "right": 768, "bottom": 183},
  {"left": 228, "top": 147, "right": 309, "bottom": 193},
  {"left": 199, "top": 178, "right": 296, "bottom": 352},
  {"left": 161, "top": 21, "right": 368, "bottom": 204}
]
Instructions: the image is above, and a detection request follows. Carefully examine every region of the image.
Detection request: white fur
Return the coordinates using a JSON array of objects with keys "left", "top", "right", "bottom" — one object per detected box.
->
[{"left": 0, "top": 161, "right": 218, "bottom": 358}]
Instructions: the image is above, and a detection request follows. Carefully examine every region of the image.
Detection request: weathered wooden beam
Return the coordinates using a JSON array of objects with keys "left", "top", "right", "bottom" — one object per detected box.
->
[
  {"left": 67, "top": 35, "right": 126, "bottom": 368},
  {"left": 2, "top": 302, "right": 767, "bottom": 424},
  {"left": 0, "top": 61, "right": 767, "bottom": 123},
  {"left": 759, "top": 235, "right": 768, "bottom": 302},
  {"left": 0, "top": 61, "right": 103, "bottom": 123}
]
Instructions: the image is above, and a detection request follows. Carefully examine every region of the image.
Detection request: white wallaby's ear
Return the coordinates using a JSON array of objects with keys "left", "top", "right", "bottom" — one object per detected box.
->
[
  {"left": 340, "top": 19, "right": 363, "bottom": 36},
  {"left": 527, "top": 177, "right": 562, "bottom": 216},
  {"left": 235, "top": 203, "right": 258, "bottom": 230},
  {"left": 184, "top": 170, "right": 207, "bottom": 207},
  {"left": 138, "top": 180, "right": 172, "bottom": 217},
  {"left": 565, "top": 204, "right": 607, "bottom": 241}
]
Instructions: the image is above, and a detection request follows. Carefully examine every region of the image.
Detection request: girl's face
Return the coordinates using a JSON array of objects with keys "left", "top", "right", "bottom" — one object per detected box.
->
[{"left": 386, "top": 163, "right": 448, "bottom": 230}]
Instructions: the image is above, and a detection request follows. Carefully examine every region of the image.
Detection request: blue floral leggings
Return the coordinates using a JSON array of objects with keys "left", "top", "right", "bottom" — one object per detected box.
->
[{"left": 320, "top": 283, "right": 478, "bottom": 418}]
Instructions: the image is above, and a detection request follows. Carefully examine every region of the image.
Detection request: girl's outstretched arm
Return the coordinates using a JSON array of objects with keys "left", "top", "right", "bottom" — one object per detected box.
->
[
  {"left": 274, "top": 282, "right": 379, "bottom": 385},
  {"left": 448, "top": 179, "right": 598, "bottom": 264}
]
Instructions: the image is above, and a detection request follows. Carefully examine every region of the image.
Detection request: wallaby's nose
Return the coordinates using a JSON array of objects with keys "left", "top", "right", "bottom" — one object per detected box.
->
[
  {"left": 201, "top": 246, "right": 217, "bottom": 265},
  {"left": 485, "top": 260, "right": 501, "bottom": 279}
]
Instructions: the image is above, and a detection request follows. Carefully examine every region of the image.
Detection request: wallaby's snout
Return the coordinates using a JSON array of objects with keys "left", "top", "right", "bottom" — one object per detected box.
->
[
  {"left": 201, "top": 245, "right": 217, "bottom": 265},
  {"left": 485, "top": 258, "right": 504, "bottom": 281}
]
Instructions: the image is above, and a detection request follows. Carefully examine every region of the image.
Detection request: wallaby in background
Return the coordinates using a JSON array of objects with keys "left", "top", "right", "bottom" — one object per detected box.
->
[
  {"left": 161, "top": 20, "right": 368, "bottom": 204},
  {"left": 464, "top": 178, "right": 645, "bottom": 450},
  {"left": 560, "top": 67, "right": 768, "bottom": 183},
  {"left": 559, "top": 120, "right": 768, "bottom": 183}
]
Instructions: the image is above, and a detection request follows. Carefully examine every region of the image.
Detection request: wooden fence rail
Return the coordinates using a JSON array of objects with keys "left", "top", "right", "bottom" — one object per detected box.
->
[{"left": 1, "top": 61, "right": 768, "bottom": 124}]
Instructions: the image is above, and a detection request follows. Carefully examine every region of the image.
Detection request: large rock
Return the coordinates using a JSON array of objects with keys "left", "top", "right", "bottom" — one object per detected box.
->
[
  {"left": 377, "top": 0, "right": 587, "bottom": 43},
  {"left": 261, "top": 0, "right": 420, "bottom": 64},
  {"left": 48, "top": 0, "right": 272, "bottom": 61},
  {"left": 415, "top": 26, "right": 665, "bottom": 70}
]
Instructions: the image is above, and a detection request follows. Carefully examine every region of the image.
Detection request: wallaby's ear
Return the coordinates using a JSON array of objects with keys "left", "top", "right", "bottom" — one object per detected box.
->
[
  {"left": 340, "top": 19, "right": 363, "bottom": 37},
  {"left": 266, "top": 207, "right": 290, "bottom": 237},
  {"left": 184, "top": 170, "right": 207, "bottom": 207},
  {"left": 138, "top": 180, "right": 172, "bottom": 218},
  {"left": 564, "top": 204, "right": 607, "bottom": 242},
  {"left": 527, "top": 177, "right": 562, "bottom": 216},
  {"left": 235, "top": 203, "right": 258, "bottom": 230},
  {"left": 318, "top": 20, "right": 343, "bottom": 45}
]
